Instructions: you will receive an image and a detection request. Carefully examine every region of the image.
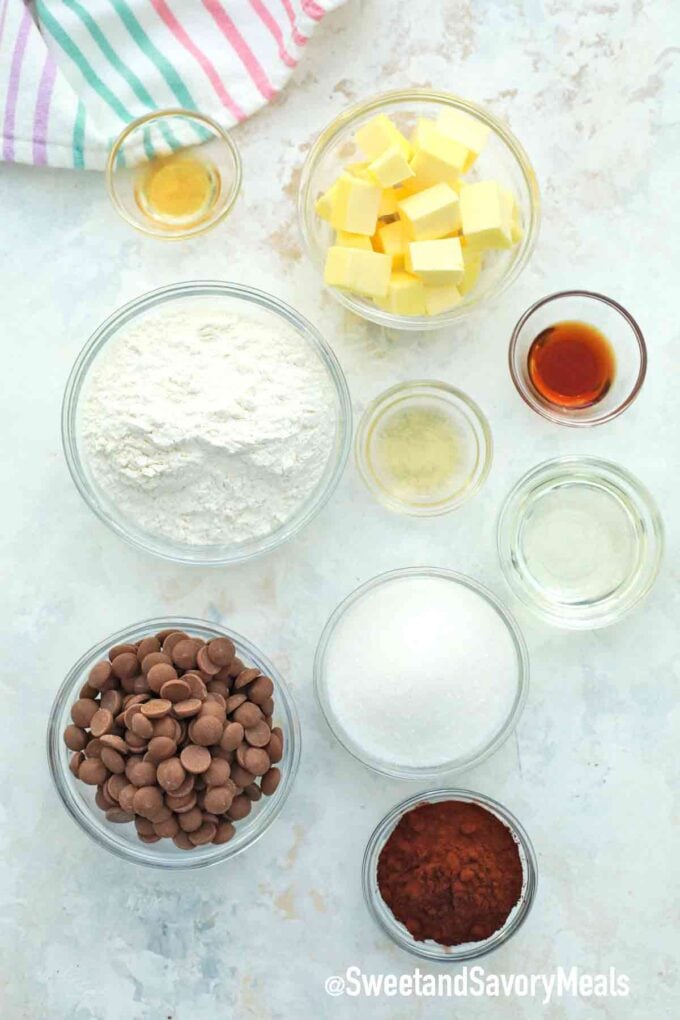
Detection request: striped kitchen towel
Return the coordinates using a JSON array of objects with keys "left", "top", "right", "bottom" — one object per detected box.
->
[{"left": 0, "top": 0, "right": 344, "bottom": 169}]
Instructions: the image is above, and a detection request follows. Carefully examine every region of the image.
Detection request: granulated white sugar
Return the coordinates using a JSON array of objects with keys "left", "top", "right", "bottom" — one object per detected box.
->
[{"left": 324, "top": 574, "right": 521, "bottom": 769}]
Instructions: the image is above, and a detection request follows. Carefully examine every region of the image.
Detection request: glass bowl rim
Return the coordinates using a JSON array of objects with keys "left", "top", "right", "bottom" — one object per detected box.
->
[
  {"left": 362, "top": 787, "right": 538, "bottom": 961},
  {"left": 61, "top": 280, "right": 353, "bottom": 566},
  {"left": 298, "top": 87, "right": 541, "bottom": 331},
  {"left": 314, "top": 566, "right": 529, "bottom": 779},
  {"left": 508, "top": 289, "right": 648, "bottom": 427},
  {"left": 105, "top": 108, "right": 243, "bottom": 240},
  {"left": 496, "top": 455, "right": 664, "bottom": 628},
  {"left": 47, "top": 615, "right": 302, "bottom": 870},
  {"left": 354, "top": 380, "right": 493, "bottom": 516}
]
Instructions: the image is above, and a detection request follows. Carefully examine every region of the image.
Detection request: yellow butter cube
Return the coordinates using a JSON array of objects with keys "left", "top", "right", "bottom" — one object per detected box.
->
[
  {"left": 368, "top": 144, "right": 414, "bottom": 188},
  {"left": 458, "top": 252, "right": 483, "bottom": 296},
  {"left": 424, "top": 283, "right": 462, "bottom": 316},
  {"left": 460, "top": 180, "right": 513, "bottom": 250},
  {"left": 356, "top": 114, "right": 411, "bottom": 161},
  {"left": 405, "top": 237, "right": 464, "bottom": 287},
  {"left": 381, "top": 271, "right": 427, "bottom": 316},
  {"left": 314, "top": 181, "right": 339, "bottom": 222},
  {"left": 374, "top": 219, "right": 407, "bottom": 269},
  {"left": 397, "top": 175, "right": 441, "bottom": 198},
  {"left": 329, "top": 173, "right": 381, "bottom": 235},
  {"left": 436, "top": 109, "right": 490, "bottom": 171},
  {"left": 324, "top": 246, "right": 392, "bottom": 298},
  {"left": 346, "top": 161, "right": 371, "bottom": 178},
  {"left": 335, "top": 230, "right": 373, "bottom": 250},
  {"left": 398, "top": 183, "right": 461, "bottom": 241},
  {"left": 499, "top": 186, "right": 523, "bottom": 243},
  {"left": 378, "top": 188, "right": 400, "bottom": 217},
  {"left": 409, "top": 119, "right": 468, "bottom": 186}
]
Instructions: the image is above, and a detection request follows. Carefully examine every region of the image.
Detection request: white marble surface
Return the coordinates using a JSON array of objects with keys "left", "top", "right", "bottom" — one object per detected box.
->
[{"left": 1, "top": 1, "right": 678, "bottom": 1017}]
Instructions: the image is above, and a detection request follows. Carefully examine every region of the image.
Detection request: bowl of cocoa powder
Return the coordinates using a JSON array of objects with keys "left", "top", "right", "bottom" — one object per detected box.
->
[{"left": 363, "top": 789, "right": 537, "bottom": 961}]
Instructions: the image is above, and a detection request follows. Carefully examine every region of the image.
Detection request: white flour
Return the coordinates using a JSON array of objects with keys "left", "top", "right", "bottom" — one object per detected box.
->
[{"left": 81, "top": 305, "right": 336, "bottom": 546}]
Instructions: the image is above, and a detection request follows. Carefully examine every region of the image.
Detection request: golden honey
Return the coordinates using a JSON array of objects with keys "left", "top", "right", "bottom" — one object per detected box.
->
[{"left": 135, "top": 152, "right": 220, "bottom": 227}]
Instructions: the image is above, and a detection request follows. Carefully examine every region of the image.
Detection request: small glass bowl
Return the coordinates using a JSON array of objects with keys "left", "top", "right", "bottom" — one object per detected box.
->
[
  {"left": 106, "top": 109, "right": 242, "bottom": 239},
  {"left": 509, "top": 291, "right": 647, "bottom": 426},
  {"left": 314, "top": 567, "right": 529, "bottom": 780},
  {"left": 298, "top": 88, "right": 540, "bottom": 331},
  {"left": 62, "top": 281, "right": 352, "bottom": 566},
  {"left": 497, "top": 457, "right": 664, "bottom": 629},
  {"left": 355, "top": 381, "right": 492, "bottom": 515},
  {"left": 47, "top": 617, "right": 301, "bottom": 870},
  {"left": 363, "top": 789, "right": 537, "bottom": 961}
]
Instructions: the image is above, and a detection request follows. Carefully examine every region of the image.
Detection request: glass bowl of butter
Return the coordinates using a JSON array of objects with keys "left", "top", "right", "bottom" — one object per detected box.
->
[
  {"left": 299, "top": 89, "right": 540, "bottom": 330},
  {"left": 106, "top": 109, "right": 242, "bottom": 240}
]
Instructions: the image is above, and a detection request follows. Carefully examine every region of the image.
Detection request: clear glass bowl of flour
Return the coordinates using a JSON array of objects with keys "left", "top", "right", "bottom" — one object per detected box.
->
[
  {"left": 314, "top": 568, "right": 529, "bottom": 780},
  {"left": 62, "top": 282, "right": 352, "bottom": 565}
]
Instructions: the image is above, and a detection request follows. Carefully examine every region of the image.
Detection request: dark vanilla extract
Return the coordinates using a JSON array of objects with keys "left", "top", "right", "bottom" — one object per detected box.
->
[{"left": 528, "top": 320, "right": 615, "bottom": 409}]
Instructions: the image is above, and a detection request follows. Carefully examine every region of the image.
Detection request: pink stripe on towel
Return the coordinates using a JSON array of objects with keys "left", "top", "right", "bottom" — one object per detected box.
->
[
  {"left": 2, "top": 4, "right": 32, "bottom": 161},
  {"left": 203, "top": 0, "right": 277, "bottom": 100},
  {"left": 150, "top": 0, "right": 245, "bottom": 120},
  {"left": 249, "top": 0, "right": 297, "bottom": 69},
  {"left": 301, "top": 0, "right": 325, "bottom": 21},
  {"left": 32, "top": 51, "right": 57, "bottom": 165},
  {"left": 280, "top": 0, "right": 308, "bottom": 46}
]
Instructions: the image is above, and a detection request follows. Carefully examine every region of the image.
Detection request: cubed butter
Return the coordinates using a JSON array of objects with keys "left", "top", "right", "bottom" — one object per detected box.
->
[
  {"left": 330, "top": 173, "right": 381, "bottom": 235},
  {"left": 335, "top": 230, "right": 373, "bottom": 250},
  {"left": 314, "top": 181, "right": 339, "bottom": 222},
  {"left": 374, "top": 219, "right": 407, "bottom": 269},
  {"left": 458, "top": 250, "right": 483, "bottom": 295},
  {"left": 368, "top": 144, "right": 415, "bottom": 188},
  {"left": 424, "top": 283, "right": 462, "bottom": 316},
  {"left": 436, "top": 109, "right": 490, "bottom": 171},
  {"left": 378, "top": 188, "right": 400, "bottom": 217},
  {"left": 405, "top": 237, "right": 464, "bottom": 286},
  {"left": 460, "top": 180, "right": 513, "bottom": 250},
  {"left": 356, "top": 114, "right": 411, "bottom": 161},
  {"left": 398, "top": 183, "right": 461, "bottom": 241},
  {"left": 380, "top": 271, "right": 427, "bottom": 316},
  {"left": 324, "top": 246, "right": 391, "bottom": 298},
  {"left": 409, "top": 119, "right": 468, "bottom": 186}
]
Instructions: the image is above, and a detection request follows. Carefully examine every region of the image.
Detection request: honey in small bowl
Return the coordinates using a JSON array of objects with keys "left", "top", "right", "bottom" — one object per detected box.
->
[
  {"left": 135, "top": 151, "right": 220, "bottom": 228},
  {"left": 527, "top": 320, "right": 616, "bottom": 409}
]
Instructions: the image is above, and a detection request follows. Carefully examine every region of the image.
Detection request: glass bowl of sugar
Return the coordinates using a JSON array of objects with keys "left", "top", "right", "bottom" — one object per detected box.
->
[{"left": 314, "top": 567, "right": 529, "bottom": 780}]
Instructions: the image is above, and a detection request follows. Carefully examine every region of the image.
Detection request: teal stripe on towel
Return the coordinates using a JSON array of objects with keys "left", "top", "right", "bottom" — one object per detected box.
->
[
  {"left": 35, "top": 0, "right": 132, "bottom": 123},
  {"left": 72, "top": 99, "right": 86, "bottom": 167}
]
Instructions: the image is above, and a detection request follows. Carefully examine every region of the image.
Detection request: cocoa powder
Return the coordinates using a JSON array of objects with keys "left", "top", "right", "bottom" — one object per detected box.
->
[{"left": 377, "top": 800, "right": 523, "bottom": 946}]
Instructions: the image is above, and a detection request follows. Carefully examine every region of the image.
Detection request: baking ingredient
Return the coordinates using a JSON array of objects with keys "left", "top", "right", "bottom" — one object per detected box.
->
[
  {"left": 81, "top": 303, "right": 335, "bottom": 547},
  {"left": 335, "top": 230, "right": 373, "bottom": 250},
  {"left": 64, "top": 628, "right": 284, "bottom": 851},
  {"left": 460, "top": 180, "right": 515, "bottom": 250},
  {"left": 436, "top": 108, "right": 491, "bottom": 171},
  {"left": 329, "top": 172, "right": 381, "bottom": 234},
  {"left": 376, "top": 271, "right": 426, "bottom": 315},
  {"left": 315, "top": 109, "right": 522, "bottom": 315},
  {"left": 377, "top": 799, "right": 524, "bottom": 946},
  {"left": 404, "top": 237, "right": 464, "bottom": 286},
  {"left": 397, "top": 182, "right": 461, "bottom": 241},
  {"left": 409, "top": 118, "right": 468, "bottom": 185},
  {"left": 135, "top": 152, "right": 219, "bottom": 225},
  {"left": 519, "top": 483, "right": 637, "bottom": 602},
  {"left": 323, "top": 574, "right": 520, "bottom": 768},
  {"left": 372, "top": 404, "right": 460, "bottom": 499},
  {"left": 528, "top": 320, "right": 616, "bottom": 408},
  {"left": 324, "top": 246, "right": 392, "bottom": 297}
]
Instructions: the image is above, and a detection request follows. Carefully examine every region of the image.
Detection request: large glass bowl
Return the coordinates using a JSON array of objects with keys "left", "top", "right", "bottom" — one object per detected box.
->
[
  {"left": 314, "top": 567, "right": 529, "bottom": 780},
  {"left": 47, "top": 617, "right": 301, "bottom": 870},
  {"left": 363, "top": 789, "right": 537, "bottom": 961},
  {"left": 298, "top": 88, "right": 540, "bottom": 331},
  {"left": 62, "top": 281, "right": 352, "bottom": 565}
]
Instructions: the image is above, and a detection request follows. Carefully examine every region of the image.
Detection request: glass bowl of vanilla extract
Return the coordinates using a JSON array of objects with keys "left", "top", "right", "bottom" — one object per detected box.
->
[{"left": 508, "top": 290, "right": 647, "bottom": 426}]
